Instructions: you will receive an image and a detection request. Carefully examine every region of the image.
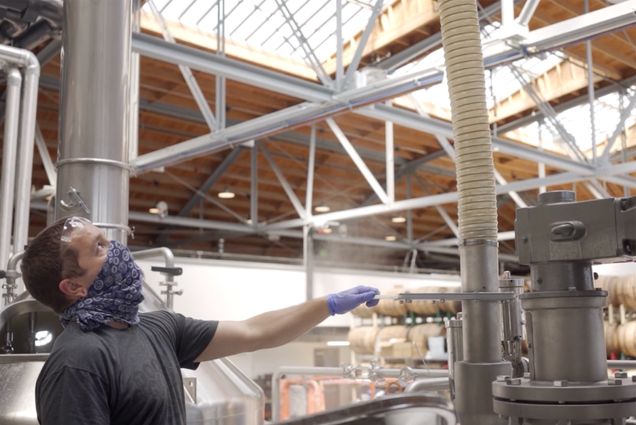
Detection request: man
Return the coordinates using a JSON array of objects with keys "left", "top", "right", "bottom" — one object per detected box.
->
[{"left": 21, "top": 217, "right": 379, "bottom": 425}]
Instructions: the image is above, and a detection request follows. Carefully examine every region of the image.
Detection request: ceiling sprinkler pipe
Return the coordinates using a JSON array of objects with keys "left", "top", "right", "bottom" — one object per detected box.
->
[{"left": 438, "top": 0, "right": 510, "bottom": 424}]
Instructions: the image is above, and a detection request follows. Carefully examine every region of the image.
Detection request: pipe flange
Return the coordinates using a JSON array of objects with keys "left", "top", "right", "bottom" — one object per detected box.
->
[{"left": 493, "top": 377, "right": 636, "bottom": 420}]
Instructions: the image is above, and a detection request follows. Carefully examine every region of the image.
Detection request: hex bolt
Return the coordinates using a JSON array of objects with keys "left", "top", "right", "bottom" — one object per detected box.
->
[
  {"left": 608, "top": 379, "right": 623, "bottom": 386},
  {"left": 553, "top": 380, "right": 568, "bottom": 387},
  {"left": 615, "top": 371, "right": 628, "bottom": 379},
  {"left": 506, "top": 378, "right": 522, "bottom": 385}
]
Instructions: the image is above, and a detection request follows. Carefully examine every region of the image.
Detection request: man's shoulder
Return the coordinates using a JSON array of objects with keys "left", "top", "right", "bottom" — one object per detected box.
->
[{"left": 43, "top": 326, "right": 113, "bottom": 375}]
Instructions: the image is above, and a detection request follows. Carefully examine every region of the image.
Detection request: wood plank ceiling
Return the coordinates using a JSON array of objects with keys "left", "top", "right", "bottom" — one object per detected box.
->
[{"left": 23, "top": 0, "right": 636, "bottom": 271}]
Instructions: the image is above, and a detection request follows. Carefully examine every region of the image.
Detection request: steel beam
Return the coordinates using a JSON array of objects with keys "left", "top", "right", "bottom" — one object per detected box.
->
[
  {"left": 148, "top": 0, "right": 218, "bottom": 131},
  {"left": 342, "top": 0, "right": 383, "bottom": 90},
  {"left": 178, "top": 147, "right": 243, "bottom": 217},
  {"left": 517, "top": 0, "right": 541, "bottom": 27},
  {"left": 601, "top": 89, "right": 636, "bottom": 159},
  {"left": 326, "top": 118, "right": 389, "bottom": 204},
  {"left": 266, "top": 171, "right": 589, "bottom": 230},
  {"left": 435, "top": 205, "right": 459, "bottom": 238},
  {"left": 35, "top": 125, "right": 57, "bottom": 187},
  {"left": 385, "top": 101, "right": 395, "bottom": 203},
  {"left": 423, "top": 230, "right": 516, "bottom": 247},
  {"left": 261, "top": 145, "right": 307, "bottom": 219},
  {"left": 306, "top": 125, "right": 317, "bottom": 215},
  {"left": 498, "top": 75, "right": 636, "bottom": 134},
  {"left": 494, "top": 170, "right": 527, "bottom": 208}
]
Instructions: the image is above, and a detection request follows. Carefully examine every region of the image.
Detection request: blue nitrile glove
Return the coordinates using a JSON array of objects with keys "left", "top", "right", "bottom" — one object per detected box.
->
[{"left": 327, "top": 286, "right": 380, "bottom": 315}]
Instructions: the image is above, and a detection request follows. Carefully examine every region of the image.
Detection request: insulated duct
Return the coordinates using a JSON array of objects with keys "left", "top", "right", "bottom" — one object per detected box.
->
[{"left": 438, "top": 1, "right": 510, "bottom": 424}]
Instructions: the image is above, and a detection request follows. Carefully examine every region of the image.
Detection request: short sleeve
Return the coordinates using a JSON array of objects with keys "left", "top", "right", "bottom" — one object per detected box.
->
[
  {"left": 174, "top": 313, "right": 218, "bottom": 369},
  {"left": 36, "top": 366, "right": 110, "bottom": 425}
]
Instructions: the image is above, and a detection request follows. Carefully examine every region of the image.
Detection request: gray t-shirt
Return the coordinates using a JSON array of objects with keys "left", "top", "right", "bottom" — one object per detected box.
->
[{"left": 36, "top": 311, "right": 218, "bottom": 425}]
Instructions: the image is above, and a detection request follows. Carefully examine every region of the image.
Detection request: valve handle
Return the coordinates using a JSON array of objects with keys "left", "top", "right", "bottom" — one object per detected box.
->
[{"left": 151, "top": 266, "right": 183, "bottom": 276}]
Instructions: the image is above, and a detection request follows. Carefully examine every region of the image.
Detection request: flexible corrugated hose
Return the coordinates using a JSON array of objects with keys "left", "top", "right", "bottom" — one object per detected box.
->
[{"left": 439, "top": 0, "right": 498, "bottom": 242}]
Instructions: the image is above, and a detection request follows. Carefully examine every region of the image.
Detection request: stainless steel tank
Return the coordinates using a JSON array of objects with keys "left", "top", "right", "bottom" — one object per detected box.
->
[{"left": 0, "top": 293, "right": 264, "bottom": 425}]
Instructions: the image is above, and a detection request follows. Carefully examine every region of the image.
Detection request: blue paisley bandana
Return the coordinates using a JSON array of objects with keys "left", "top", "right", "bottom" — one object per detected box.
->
[{"left": 61, "top": 240, "right": 144, "bottom": 331}]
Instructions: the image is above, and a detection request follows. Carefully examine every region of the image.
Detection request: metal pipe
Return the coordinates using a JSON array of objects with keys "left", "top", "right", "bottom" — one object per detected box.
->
[
  {"left": 0, "top": 68, "right": 22, "bottom": 272},
  {"left": 55, "top": 0, "right": 132, "bottom": 242},
  {"left": 132, "top": 247, "right": 180, "bottom": 309},
  {"left": 404, "top": 377, "right": 450, "bottom": 393},
  {"left": 9, "top": 47, "right": 40, "bottom": 265},
  {"left": 271, "top": 366, "right": 448, "bottom": 422},
  {"left": 4, "top": 251, "right": 25, "bottom": 305},
  {"left": 608, "top": 360, "right": 636, "bottom": 369}
]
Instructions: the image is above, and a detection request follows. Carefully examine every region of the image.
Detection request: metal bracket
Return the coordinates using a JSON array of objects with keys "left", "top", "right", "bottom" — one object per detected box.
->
[
  {"left": 183, "top": 377, "right": 197, "bottom": 404},
  {"left": 59, "top": 187, "right": 90, "bottom": 214}
]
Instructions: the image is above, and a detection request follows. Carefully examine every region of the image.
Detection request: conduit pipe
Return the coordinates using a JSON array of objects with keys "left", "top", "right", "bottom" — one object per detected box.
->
[
  {"left": 0, "top": 45, "right": 41, "bottom": 269},
  {"left": 438, "top": 1, "right": 510, "bottom": 424},
  {"left": 0, "top": 68, "right": 22, "bottom": 272}
]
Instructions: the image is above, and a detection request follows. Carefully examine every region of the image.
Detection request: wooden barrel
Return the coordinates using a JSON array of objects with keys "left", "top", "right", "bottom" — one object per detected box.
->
[
  {"left": 618, "top": 321, "right": 636, "bottom": 357},
  {"left": 438, "top": 286, "right": 462, "bottom": 314},
  {"left": 374, "top": 288, "right": 408, "bottom": 317},
  {"left": 623, "top": 275, "right": 636, "bottom": 311},
  {"left": 604, "top": 321, "right": 620, "bottom": 355},
  {"left": 405, "top": 287, "right": 439, "bottom": 316},
  {"left": 351, "top": 304, "right": 375, "bottom": 318},
  {"left": 348, "top": 327, "right": 379, "bottom": 354},
  {"left": 407, "top": 323, "right": 445, "bottom": 356}
]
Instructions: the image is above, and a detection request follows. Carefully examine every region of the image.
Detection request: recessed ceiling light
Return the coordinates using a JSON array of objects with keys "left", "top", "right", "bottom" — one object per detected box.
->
[
  {"left": 218, "top": 189, "right": 235, "bottom": 199},
  {"left": 391, "top": 216, "right": 406, "bottom": 223},
  {"left": 315, "top": 205, "right": 330, "bottom": 213},
  {"left": 385, "top": 235, "right": 397, "bottom": 241}
]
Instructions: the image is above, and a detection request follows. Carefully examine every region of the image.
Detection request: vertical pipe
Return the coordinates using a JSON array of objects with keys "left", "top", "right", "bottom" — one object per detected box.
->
[
  {"left": 538, "top": 121, "right": 546, "bottom": 193},
  {"left": 0, "top": 68, "right": 22, "bottom": 271},
  {"left": 501, "top": 0, "right": 515, "bottom": 28},
  {"left": 406, "top": 175, "right": 413, "bottom": 243},
  {"left": 56, "top": 0, "right": 132, "bottom": 243},
  {"left": 438, "top": 0, "right": 511, "bottom": 423},
  {"left": 12, "top": 57, "right": 40, "bottom": 257}
]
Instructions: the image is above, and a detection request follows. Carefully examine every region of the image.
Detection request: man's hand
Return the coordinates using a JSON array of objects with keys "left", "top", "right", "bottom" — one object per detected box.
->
[{"left": 327, "top": 286, "right": 380, "bottom": 315}]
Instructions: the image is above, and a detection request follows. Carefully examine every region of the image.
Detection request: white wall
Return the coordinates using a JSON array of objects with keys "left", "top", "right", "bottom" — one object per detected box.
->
[
  {"left": 135, "top": 256, "right": 460, "bottom": 376},
  {"left": 136, "top": 256, "right": 460, "bottom": 327},
  {"left": 594, "top": 261, "right": 636, "bottom": 276}
]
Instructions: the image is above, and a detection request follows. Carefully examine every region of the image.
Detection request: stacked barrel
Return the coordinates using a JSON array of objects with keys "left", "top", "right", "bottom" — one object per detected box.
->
[
  {"left": 348, "top": 286, "right": 457, "bottom": 359},
  {"left": 597, "top": 275, "right": 636, "bottom": 357}
]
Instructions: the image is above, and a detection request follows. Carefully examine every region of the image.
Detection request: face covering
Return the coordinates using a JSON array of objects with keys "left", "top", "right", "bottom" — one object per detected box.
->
[{"left": 61, "top": 240, "right": 144, "bottom": 331}]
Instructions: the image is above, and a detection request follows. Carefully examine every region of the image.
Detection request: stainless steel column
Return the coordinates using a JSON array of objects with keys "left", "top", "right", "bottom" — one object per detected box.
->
[
  {"left": 55, "top": 0, "right": 132, "bottom": 242},
  {"left": 0, "top": 68, "right": 22, "bottom": 270}
]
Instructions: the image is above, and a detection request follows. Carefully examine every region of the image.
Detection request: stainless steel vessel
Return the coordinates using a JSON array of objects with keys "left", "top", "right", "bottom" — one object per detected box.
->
[{"left": 0, "top": 295, "right": 264, "bottom": 425}]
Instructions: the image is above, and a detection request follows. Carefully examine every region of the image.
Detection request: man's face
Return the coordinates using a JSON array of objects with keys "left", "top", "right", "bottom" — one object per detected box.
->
[{"left": 64, "top": 222, "right": 110, "bottom": 291}]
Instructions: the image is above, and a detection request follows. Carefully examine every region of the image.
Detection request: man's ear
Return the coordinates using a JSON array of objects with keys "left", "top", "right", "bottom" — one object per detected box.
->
[{"left": 59, "top": 279, "right": 87, "bottom": 299}]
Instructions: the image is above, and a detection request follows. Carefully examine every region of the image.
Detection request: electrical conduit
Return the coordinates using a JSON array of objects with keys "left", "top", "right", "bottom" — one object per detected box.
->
[{"left": 438, "top": 1, "right": 510, "bottom": 424}]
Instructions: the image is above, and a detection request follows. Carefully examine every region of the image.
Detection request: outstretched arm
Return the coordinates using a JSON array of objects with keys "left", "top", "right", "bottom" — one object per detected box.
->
[{"left": 195, "top": 286, "right": 378, "bottom": 361}]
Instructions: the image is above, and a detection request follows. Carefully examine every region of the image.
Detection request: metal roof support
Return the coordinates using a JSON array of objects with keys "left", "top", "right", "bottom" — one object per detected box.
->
[
  {"left": 600, "top": 88, "right": 636, "bottom": 160},
  {"left": 215, "top": 0, "right": 226, "bottom": 130},
  {"left": 261, "top": 145, "right": 307, "bottom": 219},
  {"left": 406, "top": 175, "right": 414, "bottom": 242},
  {"left": 34, "top": 125, "right": 56, "bottom": 187},
  {"left": 265, "top": 171, "right": 590, "bottom": 231},
  {"left": 585, "top": 0, "right": 597, "bottom": 162},
  {"left": 422, "top": 230, "right": 517, "bottom": 247},
  {"left": 341, "top": 0, "right": 383, "bottom": 90},
  {"left": 178, "top": 147, "right": 243, "bottom": 217},
  {"left": 499, "top": 75, "right": 636, "bottom": 134},
  {"left": 435, "top": 206, "right": 459, "bottom": 238},
  {"left": 229, "top": 0, "right": 266, "bottom": 37},
  {"left": 195, "top": 1, "right": 217, "bottom": 26},
  {"left": 509, "top": 65, "right": 587, "bottom": 162},
  {"left": 326, "top": 118, "right": 389, "bottom": 204},
  {"left": 494, "top": 170, "right": 527, "bottom": 208},
  {"left": 250, "top": 143, "right": 258, "bottom": 225},
  {"left": 385, "top": 101, "right": 395, "bottom": 203},
  {"left": 335, "top": 0, "right": 343, "bottom": 90},
  {"left": 305, "top": 125, "right": 317, "bottom": 215},
  {"left": 148, "top": 0, "right": 217, "bottom": 131},
  {"left": 516, "top": 0, "right": 541, "bottom": 27},
  {"left": 273, "top": 0, "right": 332, "bottom": 86}
]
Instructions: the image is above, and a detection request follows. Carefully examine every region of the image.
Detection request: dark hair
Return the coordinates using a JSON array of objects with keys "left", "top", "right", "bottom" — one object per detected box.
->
[{"left": 21, "top": 219, "right": 86, "bottom": 313}]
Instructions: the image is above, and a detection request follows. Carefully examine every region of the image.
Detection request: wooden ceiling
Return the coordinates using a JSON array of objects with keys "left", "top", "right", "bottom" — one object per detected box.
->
[{"left": 23, "top": 0, "right": 636, "bottom": 271}]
